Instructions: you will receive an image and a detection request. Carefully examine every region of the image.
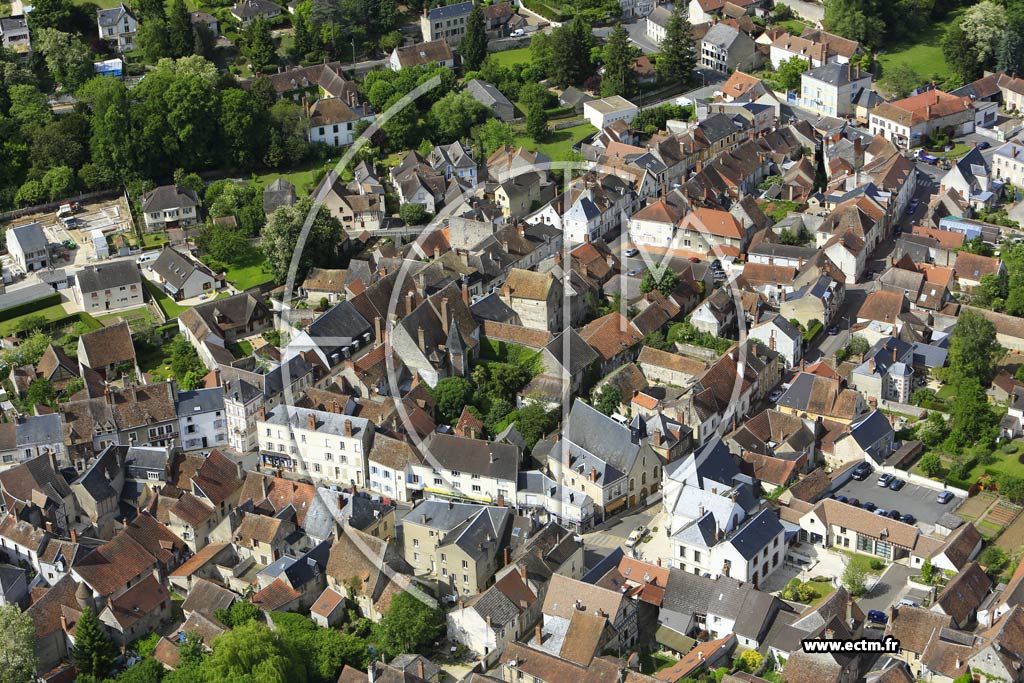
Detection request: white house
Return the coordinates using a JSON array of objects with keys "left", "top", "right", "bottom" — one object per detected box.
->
[
  {"left": 140, "top": 185, "right": 200, "bottom": 231},
  {"left": 0, "top": 414, "right": 65, "bottom": 471},
  {"left": 150, "top": 247, "right": 219, "bottom": 301},
  {"left": 421, "top": 433, "right": 519, "bottom": 505},
  {"left": 628, "top": 199, "right": 682, "bottom": 247},
  {"left": 73, "top": 261, "right": 144, "bottom": 314},
  {"left": 177, "top": 387, "right": 228, "bottom": 452},
  {"left": 256, "top": 406, "right": 374, "bottom": 487},
  {"left": 747, "top": 314, "right": 802, "bottom": 368},
  {"left": 96, "top": 4, "right": 137, "bottom": 52},
  {"left": 645, "top": 5, "right": 672, "bottom": 44},
  {"left": 366, "top": 434, "right": 430, "bottom": 503},
  {"left": 992, "top": 141, "right": 1024, "bottom": 189},
  {"left": 869, "top": 89, "right": 975, "bottom": 150},
  {"left": 307, "top": 98, "right": 375, "bottom": 148},
  {"left": 799, "top": 62, "right": 872, "bottom": 118},
  {"left": 584, "top": 96, "right": 639, "bottom": 129},
  {"left": 6, "top": 222, "right": 50, "bottom": 272}
]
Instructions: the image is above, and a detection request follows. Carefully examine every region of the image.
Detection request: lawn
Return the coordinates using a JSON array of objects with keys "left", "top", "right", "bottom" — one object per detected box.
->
[
  {"left": 97, "top": 306, "right": 155, "bottom": 326},
  {"left": 778, "top": 19, "right": 809, "bottom": 34},
  {"left": 839, "top": 550, "right": 886, "bottom": 574},
  {"left": 762, "top": 200, "right": 800, "bottom": 223},
  {"left": 0, "top": 304, "right": 71, "bottom": 337},
  {"left": 876, "top": 12, "right": 958, "bottom": 85},
  {"left": 254, "top": 160, "right": 332, "bottom": 196},
  {"left": 143, "top": 279, "right": 189, "bottom": 319},
  {"left": 489, "top": 46, "right": 532, "bottom": 68},
  {"left": 223, "top": 257, "right": 275, "bottom": 291},
  {"left": 639, "top": 652, "right": 678, "bottom": 675},
  {"left": 805, "top": 580, "right": 837, "bottom": 605},
  {"left": 512, "top": 122, "right": 597, "bottom": 161},
  {"left": 228, "top": 339, "right": 254, "bottom": 358}
]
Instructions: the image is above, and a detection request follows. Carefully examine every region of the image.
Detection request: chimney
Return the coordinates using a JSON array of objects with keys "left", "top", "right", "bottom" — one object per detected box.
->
[
  {"left": 417, "top": 326, "right": 426, "bottom": 352},
  {"left": 307, "top": 413, "right": 316, "bottom": 431},
  {"left": 825, "top": 628, "right": 834, "bottom": 639},
  {"left": 60, "top": 615, "right": 68, "bottom": 633},
  {"left": 520, "top": 565, "right": 528, "bottom": 581},
  {"left": 45, "top": 521, "right": 53, "bottom": 533},
  {"left": 337, "top": 494, "right": 344, "bottom": 510},
  {"left": 504, "top": 547, "right": 510, "bottom": 566},
  {"left": 589, "top": 467, "right": 597, "bottom": 482},
  {"left": 447, "top": 500, "right": 453, "bottom": 510},
  {"left": 434, "top": 246, "right": 440, "bottom": 260},
  {"left": 441, "top": 298, "right": 450, "bottom": 335},
  {"left": 417, "top": 660, "right": 425, "bottom": 680},
  {"left": 461, "top": 282, "right": 469, "bottom": 305},
  {"left": 535, "top": 624, "right": 543, "bottom": 645},
  {"left": 374, "top": 316, "right": 382, "bottom": 342},
  {"left": 892, "top": 346, "right": 897, "bottom": 363},
  {"left": 653, "top": 429, "right": 663, "bottom": 447},
  {"left": 344, "top": 419, "right": 353, "bottom": 436},
  {"left": 258, "top": 406, "right": 266, "bottom": 422},
  {"left": 406, "top": 290, "right": 415, "bottom": 316},
  {"left": 70, "top": 528, "right": 78, "bottom": 543}
]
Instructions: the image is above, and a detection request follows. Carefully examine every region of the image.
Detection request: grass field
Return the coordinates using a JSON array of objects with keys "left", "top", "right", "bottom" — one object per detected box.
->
[
  {"left": 143, "top": 279, "right": 188, "bottom": 319},
  {"left": 778, "top": 19, "right": 809, "bottom": 34},
  {"left": 228, "top": 339, "right": 254, "bottom": 358},
  {"left": 639, "top": 653, "right": 678, "bottom": 675},
  {"left": 254, "top": 160, "right": 331, "bottom": 197},
  {"left": 0, "top": 304, "right": 71, "bottom": 337},
  {"left": 512, "top": 122, "right": 596, "bottom": 161},
  {"left": 489, "top": 47, "right": 532, "bottom": 69},
  {"left": 877, "top": 13, "right": 958, "bottom": 85},
  {"left": 96, "top": 307, "right": 155, "bottom": 330},
  {"left": 222, "top": 256, "right": 275, "bottom": 291}
]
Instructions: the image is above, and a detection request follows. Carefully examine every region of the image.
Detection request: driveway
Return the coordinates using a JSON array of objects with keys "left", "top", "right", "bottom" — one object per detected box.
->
[
  {"left": 831, "top": 475, "right": 963, "bottom": 528},
  {"left": 859, "top": 563, "right": 916, "bottom": 617}
]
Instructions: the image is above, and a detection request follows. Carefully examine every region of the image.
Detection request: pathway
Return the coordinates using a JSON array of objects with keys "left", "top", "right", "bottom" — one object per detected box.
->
[{"left": 774, "top": 0, "right": 824, "bottom": 24}]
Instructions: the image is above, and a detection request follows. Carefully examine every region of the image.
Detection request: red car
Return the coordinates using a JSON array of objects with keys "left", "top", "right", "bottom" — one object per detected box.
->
[{"left": 688, "top": 256, "right": 701, "bottom": 263}]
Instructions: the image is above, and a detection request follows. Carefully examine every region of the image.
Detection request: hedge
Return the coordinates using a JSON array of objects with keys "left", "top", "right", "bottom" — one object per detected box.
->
[
  {"left": 545, "top": 106, "right": 577, "bottom": 119},
  {"left": 520, "top": 0, "right": 570, "bottom": 22},
  {"left": 0, "top": 292, "right": 62, "bottom": 323},
  {"left": 802, "top": 322, "right": 823, "bottom": 343}
]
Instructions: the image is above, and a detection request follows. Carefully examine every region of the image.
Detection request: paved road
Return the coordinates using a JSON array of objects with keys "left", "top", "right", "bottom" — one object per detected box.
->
[
  {"left": 595, "top": 19, "right": 660, "bottom": 54},
  {"left": 859, "top": 563, "right": 916, "bottom": 617},
  {"left": 831, "top": 476, "right": 963, "bottom": 527}
]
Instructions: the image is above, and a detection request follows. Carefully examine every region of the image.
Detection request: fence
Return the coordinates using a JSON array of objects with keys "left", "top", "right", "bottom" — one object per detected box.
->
[
  {"left": 872, "top": 462, "right": 970, "bottom": 497},
  {"left": 552, "top": 117, "right": 586, "bottom": 131},
  {"left": 487, "top": 35, "right": 533, "bottom": 52},
  {"left": 0, "top": 188, "right": 126, "bottom": 224},
  {"left": 673, "top": 342, "right": 720, "bottom": 361}
]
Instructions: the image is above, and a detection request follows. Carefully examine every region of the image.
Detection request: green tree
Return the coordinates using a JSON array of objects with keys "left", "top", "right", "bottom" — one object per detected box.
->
[
  {"left": 378, "top": 0, "right": 398, "bottom": 32},
  {"left": 0, "top": 604, "right": 36, "bottom": 683},
  {"left": 461, "top": 3, "right": 487, "bottom": 71},
  {"left": 42, "top": 165, "right": 75, "bottom": 200},
  {"left": 881, "top": 62, "right": 922, "bottom": 98},
  {"left": 921, "top": 558, "right": 935, "bottom": 583},
  {"left": 8, "top": 85, "right": 51, "bottom": 128},
  {"left": 526, "top": 101, "right": 548, "bottom": 141},
  {"left": 372, "top": 591, "right": 444, "bottom": 659},
  {"left": 657, "top": 2, "right": 696, "bottom": 84},
  {"left": 399, "top": 202, "right": 430, "bottom": 226},
  {"left": 26, "top": 378, "right": 57, "bottom": 408},
  {"left": 35, "top": 29, "right": 94, "bottom": 91},
  {"left": 25, "top": 0, "right": 72, "bottom": 30},
  {"left": 115, "top": 657, "right": 166, "bottom": 683},
  {"left": 136, "top": 0, "right": 168, "bottom": 21},
  {"left": 845, "top": 334, "right": 870, "bottom": 358},
  {"left": 73, "top": 606, "right": 117, "bottom": 680},
  {"left": 259, "top": 198, "right": 344, "bottom": 283},
  {"left": 997, "top": 31, "right": 1024, "bottom": 75},
  {"left": 476, "top": 118, "right": 515, "bottom": 156},
  {"left": 944, "top": 308, "right": 1002, "bottom": 386},
  {"left": 979, "top": 545, "right": 1008, "bottom": 573},
  {"left": 213, "top": 600, "right": 262, "bottom": 628},
  {"left": 3, "top": 331, "right": 53, "bottom": 368},
  {"left": 202, "top": 621, "right": 308, "bottom": 683},
  {"left": 943, "top": 17, "right": 982, "bottom": 84},
  {"left": 842, "top": 561, "right": 867, "bottom": 597},
  {"left": 632, "top": 103, "right": 692, "bottom": 133},
  {"left": 640, "top": 268, "right": 679, "bottom": 296},
  {"left": 137, "top": 18, "right": 173, "bottom": 63},
  {"left": 431, "top": 376, "right": 474, "bottom": 423},
  {"left": 918, "top": 449, "right": 944, "bottom": 476},
  {"left": 594, "top": 385, "right": 621, "bottom": 416},
  {"left": 428, "top": 91, "right": 486, "bottom": 142},
  {"left": 169, "top": 335, "right": 207, "bottom": 386},
  {"left": 947, "top": 377, "right": 997, "bottom": 448},
  {"left": 600, "top": 24, "right": 636, "bottom": 97},
  {"left": 960, "top": 0, "right": 1005, "bottom": 66},
  {"left": 168, "top": 0, "right": 196, "bottom": 57},
  {"left": 244, "top": 17, "right": 277, "bottom": 74},
  {"left": 530, "top": 30, "right": 555, "bottom": 76},
  {"left": 509, "top": 404, "right": 557, "bottom": 450},
  {"left": 823, "top": 0, "right": 886, "bottom": 49},
  {"left": 736, "top": 650, "right": 762, "bottom": 674},
  {"left": 220, "top": 88, "right": 267, "bottom": 170},
  {"left": 550, "top": 14, "right": 595, "bottom": 87},
  {"left": 775, "top": 56, "right": 809, "bottom": 91}
]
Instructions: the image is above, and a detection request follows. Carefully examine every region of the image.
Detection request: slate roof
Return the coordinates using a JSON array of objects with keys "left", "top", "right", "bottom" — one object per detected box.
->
[
  {"left": 725, "top": 508, "right": 783, "bottom": 559},
  {"left": 141, "top": 185, "right": 199, "bottom": 213},
  {"left": 75, "top": 261, "right": 141, "bottom": 293},
  {"left": 151, "top": 247, "right": 216, "bottom": 291}
]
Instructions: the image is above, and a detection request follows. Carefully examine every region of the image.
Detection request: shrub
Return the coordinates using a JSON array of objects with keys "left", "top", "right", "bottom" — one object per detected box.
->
[{"left": 1002, "top": 442, "right": 1018, "bottom": 454}]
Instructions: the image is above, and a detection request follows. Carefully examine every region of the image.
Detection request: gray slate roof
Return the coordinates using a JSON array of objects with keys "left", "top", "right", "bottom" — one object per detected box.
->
[
  {"left": 141, "top": 185, "right": 198, "bottom": 213},
  {"left": 75, "top": 260, "right": 141, "bottom": 294},
  {"left": 8, "top": 223, "right": 48, "bottom": 253},
  {"left": 177, "top": 387, "right": 225, "bottom": 416}
]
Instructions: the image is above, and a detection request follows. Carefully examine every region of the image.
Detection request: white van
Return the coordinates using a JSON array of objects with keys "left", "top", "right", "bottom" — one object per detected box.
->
[
  {"left": 625, "top": 526, "right": 647, "bottom": 548},
  {"left": 136, "top": 251, "right": 160, "bottom": 265}
]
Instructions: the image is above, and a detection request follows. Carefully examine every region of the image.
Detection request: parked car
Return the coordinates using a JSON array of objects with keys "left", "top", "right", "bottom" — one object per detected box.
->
[
  {"left": 625, "top": 526, "right": 647, "bottom": 548},
  {"left": 688, "top": 256, "right": 701, "bottom": 263},
  {"left": 937, "top": 491, "right": 955, "bottom": 504},
  {"left": 862, "top": 502, "right": 877, "bottom": 512},
  {"left": 977, "top": 141, "right": 990, "bottom": 150},
  {"left": 906, "top": 198, "right": 920, "bottom": 215},
  {"left": 918, "top": 151, "right": 939, "bottom": 164},
  {"left": 624, "top": 248, "right": 639, "bottom": 257},
  {"left": 898, "top": 598, "right": 921, "bottom": 607},
  {"left": 769, "top": 389, "right": 783, "bottom": 402},
  {"left": 828, "top": 325, "right": 840, "bottom": 335},
  {"left": 867, "top": 609, "right": 888, "bottom": 625},
  {"left": 847, "top": 498, "right": 860, "bottom": 507},
  {"left": 877, "top": 473, "right": 894, "bottom": 487},
  {"left": 627, "top": 268, "right": 643, "bottom": 277},
  {"left": 836, "top": 495, "right": 848, "bottom": 503},
  {"left": 851, "top": 462, "right": 873, "bottom": 480},
  {"left": 899, "top": 514, "right": 916, "bottom": 524},
  {"left": 887, "top": 510, "right": 901, "bottom": 520},
  {"left": 874, "top": 508, "right": 888, "bottom": 516},
  {"left": 888, "top": 478, "right": 906, "bottom": 491},
  {"left": 511, "top": 28, "right": 525, "bottom": 36},
  {"left": 136, "top": 251, "right": 160, "bottom": 265}
]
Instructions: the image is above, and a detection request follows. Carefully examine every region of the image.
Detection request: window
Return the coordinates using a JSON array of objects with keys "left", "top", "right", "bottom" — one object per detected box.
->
[
  {"left": 463, "top": 574, "right": 469, "bottom": 584},
  {"left": 462, "top": 559, "right": 469, "bottom": 569},
  {"left": 471, "top": 473, "right": 480, "bottom": 480},
  {"left": 413, "top": 539, "right": 419, "bottom": 548},
  {"left": 693, "top": 551, "right": 701, "bottom": 563},
  {"left": 472, "top": 485, "right": 481, "bottom": 492},
  {"left": 147, "top": 471, "right": 160, "bottom": 481},
  {"left": 451, "top": 470, "right": 461, "bottom": 477},
  {"left": 440, "top": 553, "right": 446, "bottom": 562}
]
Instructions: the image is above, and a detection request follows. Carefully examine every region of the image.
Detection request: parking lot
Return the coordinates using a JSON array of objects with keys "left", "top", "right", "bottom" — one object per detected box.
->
[{"left": 831, "top": 474, "right": 963, "bottom": 529}]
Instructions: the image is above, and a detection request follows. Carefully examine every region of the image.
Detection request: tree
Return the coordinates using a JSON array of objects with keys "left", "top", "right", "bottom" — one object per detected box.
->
[
  {"left": 260, "top": 198, "right": 344, "bottom": 283},
  {"left": 8, "top": 85, "right": 51, "bottom": 128},
  {"left": 431, "top": 376, "right": 474, "bottom": 423},
  {"left": 2, "top": 332, "right": 53, "bottom": 369},
  {"left": 550, "top": 14, "right": 595, "bottom": 87},
  {"left": 823, "top": 0, "right": 886, "bottom": 49},
  {"left": 0, "top": 604, "right": 36, "bottom": 683},
  {"left": 945, "top": 308, "right": 1002, "bottom": 386},
  {"left": 35, "top": 29, "right": 94, "bottom": 91},
  {"left": 202, "top": 621, "right": 308, "bottom": 683},
  {"left": 214, "top": 600, "right": 262, "bottom": 628},
  {"left": 600, "top": 24, "right": 636, "bottom": 98},
  {"left": 427, "top": 91, "right": 486, "bottom": 142},
  {"left": 373, "top": 591, "right": 444, "bottom": 659},
  {"left": 998, "top": 31, "right": 1024, "bottom": 75},
  {"left": 881, "top": 62, "right": 921, "bottom": 98},
  {"left": 947, "top": 377, "right": 997, "bottom": 448},
  {"left": 632, "top": 103, "right": 692, "bottom": 133},
  {"left": 378, "top": 0, "right": 398, "bottom": 32},
  {"left": 594, "top": 385, "right": 621, "bottom": 416},
  {"left": 137, "top": 18, "right": 173, "bottom": 63},
  {"left": 220, "top": 88, "right": 267, "bottom": 170},
  {"left": 73, "top": 607, "right": 117, "bottom": 680},
  {"left": 115, "top": 658, "right": 166, "bottom": 683},
  {"left": 640, "top": 268, "right": 679, "bottom": 296},
  {"left": 921, "top": 558, "right": 935, "bottom": 583},
  {"left": 960, "top": 0, "right": 1006, "bottom": 66},
  {"left": 168, "top": 0, "right": 195, "bottom": 57},
  {"left": 657, "top": 2, "right": 696, "bottom": 84},
  {"left": 526, "top": 101, "right": 548, "bottom": 142},
  {"left": 25, "top": 0, "right": 72, "bottom": 30},
  {"left": 461, "top": 3, "right": 487, "bottom": 71},
  {"left": 918, "top": 450, "right": 944, "bottom": 477},
  {"left": 26, "top": 378, "right": 57, "bottom": 408},
  {"left": 244, "top": 17, "right": 277, "bottom": 74},
  {"left": 42, "top": 165, "right": 75, "bottom": 200},
  {"left": 736, "top": 650, "right": 762, "bottom": 674},
  {"left": 775, "top": 56, "right": 808, "bottom": 91},
  {"left": 136, "top": 0, "right": 168, "bottom": 22},
  {"left": 944, "top": 17, "right": 983, "bottom": 84},
  {"left": 979, "top": 545, "right": 1008, "bottom": 573},
  {"left": 510, "top": 404, "right": 557, "bottom": 450},
  {"left": 169, "top": 335, "right": 207, "bottom": 387},
  {"left": 399, "top": 202, "right": 430, "bottom": 226},
  {"left": 476, "top": 119, "right": 515, "bottom": 156},
  {"left": 530, "top": 30, "right": 555, "bottom": 76},
  {"left": 842, "top": 561, "right": 867, "bottom": 597}
]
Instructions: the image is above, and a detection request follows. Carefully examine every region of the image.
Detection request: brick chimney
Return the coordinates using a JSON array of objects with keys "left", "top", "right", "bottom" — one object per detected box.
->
[
  {"left": 374, "top": 316, "right": 382, "bottom": 342},
  {"left": 70, "top": 528, "right": 78, "bottom": 543},
  {"left": 307, "top": 413, "right": 316, "bottom": 431},
  {"left": 535, "top": 624, "right": 543, "bottom": 645},
  {"left": 417, "top": 327, "right": 426, "bottom": 352},
  {"left": 406, "top": 290, "right": 415, "bottom": 316},
  {"left": 258, "top": 406, "right": 266, "bottom": 422},
  {"left": 441, "top": 298, "right": 450, "bottom": 335},
  {"left": 461, "top": 282, "right": 469, "bottom": 305},
  {"left": 344, "top": 419, "right": 353, "bottom": 436}
]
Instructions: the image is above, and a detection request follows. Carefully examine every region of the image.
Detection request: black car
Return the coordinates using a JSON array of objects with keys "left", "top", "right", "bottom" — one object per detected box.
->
[
  {"left": 851, "top": 463, "right": 873, "bottom": 481},
  {"left": 888, "top": 478, "right": 906, "bottom": 491},
  {"left": 887, "top": 510, "right": 901, "bottom": 520},
  {"left": 847, "top": 498, "right": 860, "bottom": 507},
  {"left": 863, "top": 502, "right": 877, "bottom": 512},
  {"left": 899, "top": 513, "right": 916, "bottom": 524},
  {"left": 977, "top": 141, "right": 991, "bottom": 150},
  {"left": 867, "top": 609, "right": 888, "bottom": 625},
  {"left": 837, "top": 495, "right": 848, "bottom": 503}
]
